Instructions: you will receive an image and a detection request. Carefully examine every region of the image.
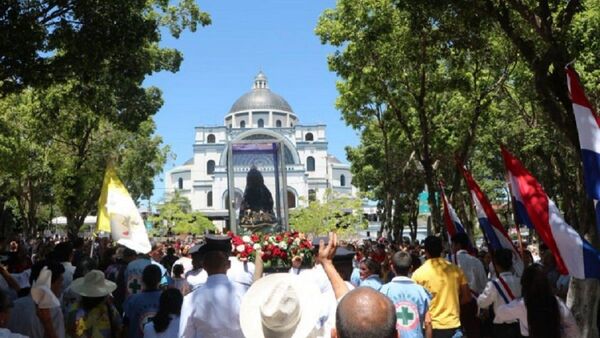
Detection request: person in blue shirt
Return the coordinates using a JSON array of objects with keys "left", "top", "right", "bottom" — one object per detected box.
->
[
  {"left": 359, "top": 258, "right": 383, "bottom": 290},
  {"left": 380, "top": 251, "right": 432, "bottom": 338},
  {"left": 123, "top": 265, "right": 163, "bottom": 338}
]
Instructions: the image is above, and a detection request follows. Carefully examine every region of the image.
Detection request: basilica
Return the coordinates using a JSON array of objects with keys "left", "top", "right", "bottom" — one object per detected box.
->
[{"left": 165, "top": 72, "right": 357, "bottom": 226}]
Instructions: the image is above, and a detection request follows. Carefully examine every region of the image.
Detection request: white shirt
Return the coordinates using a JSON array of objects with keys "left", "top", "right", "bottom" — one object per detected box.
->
[
  {"left": 179, "top": 274, "right": 245, "bottom": 338},
  {"left": 495, "top": 297, "right": 580, "bottom": 337},
  {"left": 185, "top": 269, "right": 207, "bottom": 290},
  {"left": 172, "top": 257, "right": 193, "bottom": 275},
  {"left": 297, "top": 265, "right": 332, "bottom": 294},
  {"left": 454, "top": 250, "right": 487, "bottom": 294},
  {"left": 143, "top": 315, "right": 180, "bottom": 338},
  {"left": 61, "top": 262, "right": 76, "bottom": 293},
  {"left": 477, "top": 272, "right": 521, "bottom": 323},
  {"left": 7, "top": 295, "right": 65, "bottom": 338},
  {"left": 226, "top": 257, "right": 255, "bottom": 291},
  {"left": 12, "top": 270, "right": 31, "bottom": 289},
  {"left": 0, "top": 327, "right": 28, "bottom": 338},
  {"left": 318, "top": 281, "right": 355, "bottom": 337}
]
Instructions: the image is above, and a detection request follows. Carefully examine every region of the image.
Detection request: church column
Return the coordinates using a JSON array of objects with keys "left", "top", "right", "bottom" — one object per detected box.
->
[
  {"left": 232, "top": 114, "right": 236, "bottom": 128},
  {"left": 249, "top": 111, "right": 253, "bottom": 127},
  {"left": 269, "top": 111, "right": 273, "bottom": 127}
]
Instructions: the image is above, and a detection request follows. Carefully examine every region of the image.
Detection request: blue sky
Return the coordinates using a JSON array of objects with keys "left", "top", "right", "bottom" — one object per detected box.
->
[{"left": 145, "top": 0, "right": 359, "bottom": 202}]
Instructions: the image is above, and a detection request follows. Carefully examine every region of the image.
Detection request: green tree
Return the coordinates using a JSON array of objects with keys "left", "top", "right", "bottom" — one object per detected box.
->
[
  {"left": 0, "top": 0, "right": 210, "bottom": 237},
  {"left": 151, "top": 191, "right": 214, "bottom": 236},
  {"left": 0, "top": 90, "right": 53, "bottom": 235},
  {"left": 0, "top": 0, "right": 210, "bottom": 97},
  {"left": 0, "top": 85, "right": 170, "bottom": 237},
  {"left": 316, "top": 0, "right": 512, "bottom": 234},
  {"left": 290, "top": 189, "right": 366, "bottom": 236}
]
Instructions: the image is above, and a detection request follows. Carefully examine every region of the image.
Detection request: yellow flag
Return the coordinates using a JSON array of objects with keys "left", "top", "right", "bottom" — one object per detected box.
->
[{"left": 97, "top": 165, "right": 151, "bottom": 253}]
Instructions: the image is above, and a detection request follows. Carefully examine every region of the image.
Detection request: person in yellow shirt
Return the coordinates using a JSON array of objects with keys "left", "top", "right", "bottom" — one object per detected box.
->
[{"left": 412, "top": 236, "right": 472, "bottom": 338}]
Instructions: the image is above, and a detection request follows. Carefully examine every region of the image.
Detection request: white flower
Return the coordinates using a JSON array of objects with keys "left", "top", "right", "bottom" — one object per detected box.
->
[
  {"left": 236, "top": 244, "right": 245, "bottom": 253},
  {"left": 278, "top": 241, "right": 288, "bottom": 250},
  {"left": 253, "top": 243, "right": 262, "bottom": 250},
  {"left": 293, "top": 238, "right": 301, "bottom": 245},
  {"left": 263, "top": 241, "right": 269, "bottom": 246},
  {"left": 242, "top": 235, "right": 251, "bottom": 243}
]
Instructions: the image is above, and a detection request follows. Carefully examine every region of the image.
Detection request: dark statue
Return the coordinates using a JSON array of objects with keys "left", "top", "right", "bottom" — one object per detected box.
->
[{"left": 239, "top": 166, "right": 276, "bottom": 228}]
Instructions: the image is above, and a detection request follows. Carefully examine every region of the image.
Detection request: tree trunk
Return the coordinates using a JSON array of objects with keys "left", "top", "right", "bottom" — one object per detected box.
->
[
  {"left": 567, "top": 278, "right": 600, "bottom": 338},
  {"left": 423, "top": 168, "right": 441, "bottom": 233},
  {"left": 392, "top": 197, "right": 402, "bottom": 242}
]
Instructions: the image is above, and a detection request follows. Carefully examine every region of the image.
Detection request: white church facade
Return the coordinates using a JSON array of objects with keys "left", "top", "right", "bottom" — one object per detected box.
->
[{"left": 165, "top": 72, "right": 357, "bottom": 225}]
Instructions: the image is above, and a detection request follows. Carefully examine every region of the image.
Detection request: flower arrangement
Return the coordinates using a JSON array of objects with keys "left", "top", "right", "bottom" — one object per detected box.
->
[{"left": 227, "top": 231, "right": 314, "bottom": 268}]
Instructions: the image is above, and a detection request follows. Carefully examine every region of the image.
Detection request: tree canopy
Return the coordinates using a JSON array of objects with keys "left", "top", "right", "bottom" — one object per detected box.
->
[
  {"left": 150, "top": 191, "right": 214, "bottom": 236},
  {"left": 0, "top": 0, "right": 210, "bottom": 236},
  {"left": 289, "top": 189, "right": 366, "bottom": 236},
  {"left": 317, "top": 1, "right": 600, "bottom": 334}
]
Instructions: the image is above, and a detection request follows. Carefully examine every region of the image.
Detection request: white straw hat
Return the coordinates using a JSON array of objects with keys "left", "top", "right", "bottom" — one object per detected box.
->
[
  {"left": 69, "top": 270, "right": 117, "bottom": 298},
  {"left": 240, "top": 273, "right": 323, "bottom": 338}
]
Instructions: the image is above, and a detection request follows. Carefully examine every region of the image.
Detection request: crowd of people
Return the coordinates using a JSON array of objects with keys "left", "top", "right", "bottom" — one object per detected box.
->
[{"left": 0, "top": 231, "right": 583, "bottom": 338}]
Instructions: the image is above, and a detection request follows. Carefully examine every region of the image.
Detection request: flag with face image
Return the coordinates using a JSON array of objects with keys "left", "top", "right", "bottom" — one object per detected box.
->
[{"left": 97, "top": 165, "right": 151, "bottom": 253}]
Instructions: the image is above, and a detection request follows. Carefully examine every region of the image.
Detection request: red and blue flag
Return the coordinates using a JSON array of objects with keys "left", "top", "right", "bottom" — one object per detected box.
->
[{"left": 502, "top": 147, "right": 600, "bottom": 279}]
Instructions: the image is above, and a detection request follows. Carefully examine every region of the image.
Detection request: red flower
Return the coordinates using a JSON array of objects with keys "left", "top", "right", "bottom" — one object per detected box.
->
[
  {"left": 231, "top": 236, "right": 244, "bottom": 246},
  {"left": 275, "top": 235, "right": 282, "bottom": 242},
  {"left": 245, "top": 245, "right": 254, "bottom": 255},
  {"left": 226, "top": 231, "right": 234, "bottom": 238},
  {"left": 251, "top": 234, "right": 260, "bottom": 243}
]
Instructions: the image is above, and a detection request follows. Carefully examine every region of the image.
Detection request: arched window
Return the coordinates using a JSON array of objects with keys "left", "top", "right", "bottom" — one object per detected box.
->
[
  {"left": 308, "top": 189, "right": 316, "bottom": 202},
  {"left": 287, "top": 191, "right": 296, "bottom": 209},
  {"left": 276, "top": 120, "right": 282, "bottom": 127},
  {"left": 306, "top": 156, "right": 315, "bottom": 172},
  {"left": 177, "top": 177, "right": 183, "bottom": 190},
  {"left": 207, "top": 160, "right": 215, "bottom": 175},
  {"left": 207, "top": 134, "right": 216, "bottom": 143},
  {"left": 340, "top": 174, "right": 346, "bottom": 187},
  {"left": 305, "top": 132, "right": 314, "bottom": 141},
  {"left": 240, "top": 120, "right": 246, "bottom": 128},
  {"left": 207, "top": 191, "right": 213, "bottom": 207},
  {"left": 258, "top": 119, "right": 264, "bottom": 128}
]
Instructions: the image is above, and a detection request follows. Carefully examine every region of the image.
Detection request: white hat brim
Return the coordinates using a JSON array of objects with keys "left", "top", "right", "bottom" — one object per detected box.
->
[
  {"left": 69, "top": 277, "right": 117, "bottom": 298},
  {"left": 240, "top": 273, "right": 323, "bottom": 338}
]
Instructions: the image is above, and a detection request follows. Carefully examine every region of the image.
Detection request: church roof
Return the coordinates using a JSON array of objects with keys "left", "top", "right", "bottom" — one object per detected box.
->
[
  {"left": 184, "top": 158, "right": 194, "bottom": 165},
  {"left": 229, "top": 72, "right": 294, "bottom": 113},
  {"left": 328, "top": 154, "right": 342, "bottom": 164}
]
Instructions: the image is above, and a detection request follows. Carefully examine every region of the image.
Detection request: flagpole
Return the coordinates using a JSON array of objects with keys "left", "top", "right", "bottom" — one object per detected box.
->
[{"left": 505, "top": 175, "right": 524, "bottom": 257}]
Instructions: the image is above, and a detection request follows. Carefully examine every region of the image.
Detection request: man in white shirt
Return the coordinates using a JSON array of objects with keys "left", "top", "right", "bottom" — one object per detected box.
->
[
  {"left": 179, "top": 250, "right": 245, "bottom": 338},
  {"left": 451, "top": 233, "right": 487, "bottom": 295},
  {"left": 184, "top": 243, "right": 208, "bottom": 291},
  {"left": 477, "top": 248, "right": 521, "bottom": 338},
  {"left": 227, "top": 256, "right": 255, "bottom": 291},
  {"left": 451, "top": 232, "right": 486, "bottom": 338}
]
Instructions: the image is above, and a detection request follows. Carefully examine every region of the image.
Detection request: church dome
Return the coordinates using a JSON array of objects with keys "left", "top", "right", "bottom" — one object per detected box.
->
[{"left": 229, "top": 72, "right": 294, "bottom": 113}]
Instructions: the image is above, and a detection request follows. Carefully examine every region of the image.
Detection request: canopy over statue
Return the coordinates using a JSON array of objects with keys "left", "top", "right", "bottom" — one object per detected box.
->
[{"left": 227, "top": 141, "right": 289, "bottom": 234}]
